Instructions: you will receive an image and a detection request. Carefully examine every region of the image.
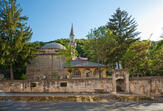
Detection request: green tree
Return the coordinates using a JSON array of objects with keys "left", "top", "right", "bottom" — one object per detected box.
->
[
  {"left": 85, "top": 26, "right": 118, "bottom": 74},
  {"left": 107, "top": 8, "right": 140, "bottom": 68},
  {"left": 54, "top": 38, "right": 69, "bottom": 46},
  {"left": 0, "top": 0, "right": 33, "bottom": 79},
  {"left": 13, "top": 42, "right": 39, "bottom": 79},
  {"left": 59, "top": 43, "right": 78, "bottom": 65},
  {"left": 85, "top": 27, "right": 117, "bottom": 64},
  {"left": 123, "top": 40, "right": 151, "bottom": 76},
  {"left": 150, "top": 40, "right": 163, "bottom": 76},
  {"left": 76, "top": 39, "right": 88, "bottom": 58}
]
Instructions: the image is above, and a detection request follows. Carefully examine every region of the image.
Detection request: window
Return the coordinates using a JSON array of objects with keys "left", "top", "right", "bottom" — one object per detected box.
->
[
  {"left": 30, "top": 83, "right": 37, "bottom": 87},
  {"left": 72, "top": 69, "right": 81, "bottom": 77},
  {"left": 60, "top": 82, "right": 67, "bottom": 87}
]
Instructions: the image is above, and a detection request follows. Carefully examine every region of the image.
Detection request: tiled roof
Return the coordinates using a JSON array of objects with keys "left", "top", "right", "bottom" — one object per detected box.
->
[{"left": 65, "top": 60, "right": 107, "bottom": 68}]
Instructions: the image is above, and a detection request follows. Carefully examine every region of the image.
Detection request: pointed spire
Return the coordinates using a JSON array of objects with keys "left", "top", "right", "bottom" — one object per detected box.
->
[{"left": 70, "top": 24, "right": 75, "bottom": 36}]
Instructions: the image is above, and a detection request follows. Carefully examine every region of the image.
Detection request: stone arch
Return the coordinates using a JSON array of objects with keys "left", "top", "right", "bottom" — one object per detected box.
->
[
  {"left": 116, "top": 79, "right": 125, "bottom": 92},
  {"left": 112, "top": 69, "right": 129, "bottom": 93},
  {"left": 84, "top": 69, "right": 92, "bottom": 77},
  {"left": 93, "top": 69, "right": 99, "bottom": 78}
]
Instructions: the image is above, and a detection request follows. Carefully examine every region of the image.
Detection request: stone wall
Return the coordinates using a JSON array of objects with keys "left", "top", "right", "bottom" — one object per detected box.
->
[
  {"left": 0, "top": 77, "right": 163, "bottom": 97},
  {"left": 0, "top": 79, "right": 112, "bottom": 93},
  {"left": 26, "top": 54, "right": 67, "bottom": 80},
  {"left": 130, "top": 77, "right": 163, "bottom": 97}
]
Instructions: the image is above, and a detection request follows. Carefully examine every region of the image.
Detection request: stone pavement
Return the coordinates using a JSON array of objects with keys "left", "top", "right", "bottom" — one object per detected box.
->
[
  {"left": 0, "top": 102, "right": 163, "bottom": 111},
  {"left": 0, "top": 92, "right": 140, "bottom": 97}
]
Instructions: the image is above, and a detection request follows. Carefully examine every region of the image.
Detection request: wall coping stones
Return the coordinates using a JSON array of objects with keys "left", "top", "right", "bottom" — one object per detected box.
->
[
  {"left": 0, "top": 78, "right": 112, "bottom": 82},
  {"left": 130, "top": 76, "right": 163, "bottom": 80}
]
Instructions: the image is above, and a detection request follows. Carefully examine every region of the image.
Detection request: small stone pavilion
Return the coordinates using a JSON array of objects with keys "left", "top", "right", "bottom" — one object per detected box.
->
[
  {"left": 65, "top": 57, "right": 108, "bottom": 79},
  {"left": 26, "top": 25, "right": 108, "bottom": 80}
]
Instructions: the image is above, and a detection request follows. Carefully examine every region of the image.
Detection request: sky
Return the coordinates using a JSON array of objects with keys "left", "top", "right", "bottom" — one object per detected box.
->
[{"left": 17, "top": 0, "right": 163, "bottom": 42}]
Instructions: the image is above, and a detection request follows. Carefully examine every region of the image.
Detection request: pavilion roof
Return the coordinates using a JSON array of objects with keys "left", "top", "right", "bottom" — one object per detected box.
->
[{"left": 65, "top": 60, "right": 108, "bottom": 68}]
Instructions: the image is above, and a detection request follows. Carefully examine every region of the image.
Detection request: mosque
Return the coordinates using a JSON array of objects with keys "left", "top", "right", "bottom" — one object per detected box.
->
[
  {"left": 1, "top": 26, "right": 162, "bottom": 97},
  {"left": 26, "top": 25, "right": 108, "bottom": 80}
]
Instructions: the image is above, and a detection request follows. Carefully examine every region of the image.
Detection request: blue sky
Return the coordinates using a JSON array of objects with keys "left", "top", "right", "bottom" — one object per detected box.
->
[{"left": 17, "top": 0, "right": 163, "bottom": 42}]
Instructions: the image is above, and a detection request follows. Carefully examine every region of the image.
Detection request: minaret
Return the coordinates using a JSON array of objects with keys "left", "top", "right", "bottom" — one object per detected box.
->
[
  {"left": 69, "top": 24, "right": 76, "bottom": 48},
  {"left": 69, "top": 24, "right": 76, "bottom": 58}
]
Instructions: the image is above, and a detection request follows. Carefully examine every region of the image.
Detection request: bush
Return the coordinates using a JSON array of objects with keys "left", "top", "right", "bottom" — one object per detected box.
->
[{"left": 21, "top": 74, "right": 27, "bottom": 80}]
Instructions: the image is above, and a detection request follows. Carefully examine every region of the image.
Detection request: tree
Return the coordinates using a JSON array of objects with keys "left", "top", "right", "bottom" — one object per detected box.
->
[
  {"left": 84, "top": 27, "right": 118, "bottom": 70},
  {"left": 59, "top": 42, "right": 78, "bottom": 76},
  {"left": 54, "top": 38, "right": 69, "bottom": 46},
  {"left": 75, "top": 39, "right": 88, "bottom": 58},
  {"left": 150, "top": 40, "right": 163, "bottom": 76},
  {"left": 106, "top": 8, "right": 140, "bottom": 68},
  {"left": 123, "top": 40, "right": 151, "bottom": 76},
  {"left": 13, "top": 42, "right": 39, "bottom": 79},
  {"left": 0, "top": 0, "right": 32, "bottom": 79},
  {"left": 59, "top": 42, "right": 78, "bottom": 65}
]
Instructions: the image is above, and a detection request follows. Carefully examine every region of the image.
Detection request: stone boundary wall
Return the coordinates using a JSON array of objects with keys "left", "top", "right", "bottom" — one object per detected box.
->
[
  {"left": 0, "top": 79, "right": 112, "bottom": 93},
  {"left": 129, "top": 77, "right": 163, "bottom": 97},
  {"left": 0, "top": 77, "right": 163, "bottom": 97}
]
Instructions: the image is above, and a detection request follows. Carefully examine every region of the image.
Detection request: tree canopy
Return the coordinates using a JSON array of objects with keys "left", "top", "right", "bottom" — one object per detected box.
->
[
  {"left": 106, "top": 8, "right": 140, "bottom": 68},
  {"left": 0, "top": 0, "right": 37, "bottom": 79}
]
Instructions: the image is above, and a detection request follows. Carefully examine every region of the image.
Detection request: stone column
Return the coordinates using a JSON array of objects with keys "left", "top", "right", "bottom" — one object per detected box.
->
[
  {"left": 112, "top": 70, "right": 117, "bottom": 94},
  {"left": 90, "top": 68, "right": 95, "bottom": 78},
  {"left": 102, "top": 68, "right": 107, "bottom": 78},
  {"left": 68, "top": 72, "right": 72, "bottom": 79},
  {"left": 79, "top": 68, "right": 85, "bottom": 78},
  {"left": 125, "top": 70, "right": 129, "bottom": 93}
]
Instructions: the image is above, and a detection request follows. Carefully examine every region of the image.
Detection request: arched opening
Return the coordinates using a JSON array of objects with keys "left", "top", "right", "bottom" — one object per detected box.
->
[
  {"left": 116, "top": 79, "right": 125, "bottom": 92},
  {"left": 72, "top": 69, "right": 81, "bottom": 78},
  {"left": 84, "top": 69, "right": 92, "bottom": 77},
  {"left": 93, "top": 69, "right": 99, "bottom": 78}
]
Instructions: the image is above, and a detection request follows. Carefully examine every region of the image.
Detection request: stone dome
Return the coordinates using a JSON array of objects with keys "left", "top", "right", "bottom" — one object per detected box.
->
[{"left": 41, "top": 42, "right": 65, "bottom": 50}]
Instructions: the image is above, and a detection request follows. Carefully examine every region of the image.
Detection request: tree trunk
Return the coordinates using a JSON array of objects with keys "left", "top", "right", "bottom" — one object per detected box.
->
[
  {"left": 98, "top": 57, "right": 102, "bottom": 79},
  {"left": 10, "top": 64, "right": 14, "bottom": 80}
]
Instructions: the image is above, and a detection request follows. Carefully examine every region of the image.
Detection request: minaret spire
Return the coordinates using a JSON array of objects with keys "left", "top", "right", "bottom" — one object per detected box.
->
[
  {"left": 69, "top": 23, "right": 76, "bottom": 48},
  {"left": 69, "top": 24, "right": 76, "bottom": 58},
  {"left": 70, "top": 24, "right": 75, "bottom": 37}
]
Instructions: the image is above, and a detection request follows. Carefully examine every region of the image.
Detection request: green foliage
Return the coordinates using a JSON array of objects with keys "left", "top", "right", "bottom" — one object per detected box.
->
[
  {"left": 149, "top": 40, "right": 163, "bottom": 76},
  {"left": 52, "top": 72, "right": 60, "bottom": 79},
  {"left": 76, "top": 39, "right": 88, "bottom": 57},
  {"left": 21, "top": 74, "right": 26, "bottom": 80},
  {"left": 107, "top": 8, "right": 140, "bottom": 68},
  {"left": 59, "top": 42, "right": 78, "bottom": 65},
  {"left": 106, "top": 70, "right": 112, "bottom": 77},
  {"left": 54, "top": 38, "right": 69, "bottom": 46},
  {"left": 123, "top": 40, "right": 152, "bottom": 76},
  {"left": 84, "top": 27, "right": 118, "bottom": 68},
  {"left": 0, "top": 0, "right": 37, "bottom": 79},
  {"left": 67, "top": 68, "right": 73, "bottom": 73},
  {"left": 13, "top": 42, "right": 39, "bottom": 79},
  {"left": 123, "top": 40, "right": 163, "bottom": 76}
]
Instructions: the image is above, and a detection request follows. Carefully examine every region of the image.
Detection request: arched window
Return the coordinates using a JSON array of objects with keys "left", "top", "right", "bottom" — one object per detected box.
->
[{"left": 72, "top": 69, "right": 81, "bottom": 77}]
